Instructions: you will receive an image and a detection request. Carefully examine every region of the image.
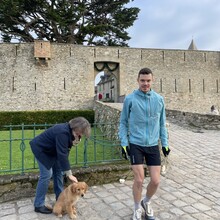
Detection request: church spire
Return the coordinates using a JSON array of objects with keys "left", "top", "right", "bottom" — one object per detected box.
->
[{"left": 188, "top": 39, "right": 198, "bottom": 50}]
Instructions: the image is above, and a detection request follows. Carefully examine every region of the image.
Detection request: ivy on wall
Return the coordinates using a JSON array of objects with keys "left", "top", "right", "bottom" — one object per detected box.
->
[{"left": 94, "top": 62, "right": 119, "bottom": 72}]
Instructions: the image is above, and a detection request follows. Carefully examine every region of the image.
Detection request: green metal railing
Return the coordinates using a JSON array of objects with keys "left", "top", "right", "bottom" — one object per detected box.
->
[{"left": 0, "top": 123, "right": 122, "bottom": 174}]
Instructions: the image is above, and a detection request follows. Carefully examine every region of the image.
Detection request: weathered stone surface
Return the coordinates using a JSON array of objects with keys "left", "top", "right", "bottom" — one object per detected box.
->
[
  {"left": 0, "top": 43, "right": 220, "bottom": 114},
  {"left": 0, "top": 163, "right": 132, "bottom": 203}
]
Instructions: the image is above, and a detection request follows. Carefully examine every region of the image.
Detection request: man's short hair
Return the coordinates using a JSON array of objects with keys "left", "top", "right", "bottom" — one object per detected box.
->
[{"left": 138, "top": 68, "right": 153, "bottom": 76}]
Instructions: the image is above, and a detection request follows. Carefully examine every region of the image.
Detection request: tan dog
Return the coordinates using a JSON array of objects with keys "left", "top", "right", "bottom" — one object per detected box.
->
[{"left": 53, "top": 182, "right": 88, "bottom": 219}]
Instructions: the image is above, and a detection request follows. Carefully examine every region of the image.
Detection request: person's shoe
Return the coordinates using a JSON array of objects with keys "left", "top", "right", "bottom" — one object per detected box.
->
[
  {"left": 133, "top": 208, "right": 142, "bottom": 220},
  {"left": 141, "top": 200, "right": 155, "bottom": 220},
  {"left": 34, "top": 205, "right": 52, "bottom": 214}
]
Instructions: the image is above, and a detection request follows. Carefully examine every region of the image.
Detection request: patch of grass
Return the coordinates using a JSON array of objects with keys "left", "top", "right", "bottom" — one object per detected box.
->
[{"left": 0, "top": 127, "right": 121, "bottom": 174}]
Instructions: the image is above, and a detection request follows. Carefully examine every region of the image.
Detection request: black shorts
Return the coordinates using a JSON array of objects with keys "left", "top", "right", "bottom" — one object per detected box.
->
[{"left": 129, "top": 143, "right": 161, "bottom": 166}]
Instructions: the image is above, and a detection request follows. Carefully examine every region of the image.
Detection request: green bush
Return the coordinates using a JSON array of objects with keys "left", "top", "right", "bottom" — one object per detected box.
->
[{"left": 0, "top": 110, "right": 94, "bottom": 126}]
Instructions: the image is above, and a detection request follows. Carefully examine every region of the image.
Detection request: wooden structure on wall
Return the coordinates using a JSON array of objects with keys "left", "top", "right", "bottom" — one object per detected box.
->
[{"left": 34, "top": 40, "right": 51, "bottom": 66}]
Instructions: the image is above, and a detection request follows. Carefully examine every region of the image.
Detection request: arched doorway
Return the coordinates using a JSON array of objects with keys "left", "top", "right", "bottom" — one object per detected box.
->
[
  {"left": 94, "top": 71, "right": 104, "bottom": 100},
  {"left": 94, "top": 62, "right": 119, "bottom": 102}
]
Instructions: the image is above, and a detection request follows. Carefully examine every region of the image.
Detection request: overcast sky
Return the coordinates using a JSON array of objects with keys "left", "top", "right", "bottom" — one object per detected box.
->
[{"left": 126, "top": 0, "right": 220, "bottom": 51}]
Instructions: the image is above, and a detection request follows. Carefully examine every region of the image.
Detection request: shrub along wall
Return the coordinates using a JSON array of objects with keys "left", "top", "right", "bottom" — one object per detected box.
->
[{"left": 0, "top": 110, "right": 94, "bottom": 127}]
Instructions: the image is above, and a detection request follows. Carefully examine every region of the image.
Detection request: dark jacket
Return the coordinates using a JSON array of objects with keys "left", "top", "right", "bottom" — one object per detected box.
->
[{"left": 30, "top": 123, "right": 74, "bottom": 171}]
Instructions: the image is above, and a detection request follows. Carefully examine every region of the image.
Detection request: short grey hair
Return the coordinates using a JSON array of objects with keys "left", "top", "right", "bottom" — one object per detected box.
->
[{"left": 69, "top": 117, "right": 91, "bottom": 138}]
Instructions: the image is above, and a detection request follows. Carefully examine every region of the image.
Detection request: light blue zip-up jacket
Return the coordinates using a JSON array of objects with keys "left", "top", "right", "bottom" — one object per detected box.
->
[{"left": 119, "top": 89, "right": 168, "bottom": 147}]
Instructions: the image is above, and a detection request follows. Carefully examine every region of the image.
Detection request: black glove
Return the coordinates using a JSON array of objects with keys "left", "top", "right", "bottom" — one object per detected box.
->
[
  {"left": 121, "top": 146, "right": 130, "bottom": 160},
  {"left": 162, "top": 146, "right": 170, "bottom": 157}
]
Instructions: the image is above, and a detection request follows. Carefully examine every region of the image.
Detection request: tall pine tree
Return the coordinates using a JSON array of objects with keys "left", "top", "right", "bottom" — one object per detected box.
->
[{"left": 0, "top": 0, "right": 140, "bottom": 46}]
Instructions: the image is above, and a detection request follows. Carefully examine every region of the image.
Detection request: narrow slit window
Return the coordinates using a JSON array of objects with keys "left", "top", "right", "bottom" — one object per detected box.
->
[
  {"left": 160, "top": 79, "right": 163, "bottom": 92},
  {"left": 189, "top": 79, "right": 191, "bottom": 93},
  {"left": 15, "top": 46, "right": 18, "bottom": 56},
  {"left": 94, "top": 48, "right": 96, "bottom": 58},
  {"left": 12, "top": 77, "right": 15, "bottom": 92},
  {"left": 175, "top": 79, "right": 177, "bottom": 92},
  {"left": 162, "top": 51, "right": 165, "bottom": 61},
  {"left": 203, "top": 79, "right": 205, "bottom": 92}
]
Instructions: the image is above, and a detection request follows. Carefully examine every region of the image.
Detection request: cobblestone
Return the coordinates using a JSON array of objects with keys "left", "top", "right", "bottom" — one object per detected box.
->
[{"left": 0, "top": 122, "right": 220, "bottom": 219}]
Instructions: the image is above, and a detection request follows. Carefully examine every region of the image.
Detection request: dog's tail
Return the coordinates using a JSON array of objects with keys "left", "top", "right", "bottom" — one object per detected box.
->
[{"left": 52, "top": 203, "right": 63, "bottom": 217}]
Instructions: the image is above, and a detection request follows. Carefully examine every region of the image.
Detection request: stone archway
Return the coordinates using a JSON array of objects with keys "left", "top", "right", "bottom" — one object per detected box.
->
[{"left": 94, "top": 61, "right": 120, "bottom": 102}]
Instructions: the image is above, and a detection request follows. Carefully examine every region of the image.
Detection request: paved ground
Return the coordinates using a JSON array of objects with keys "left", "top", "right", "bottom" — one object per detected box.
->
[{"left": 0, "top": 122, "right": 220, "bottom": 220}]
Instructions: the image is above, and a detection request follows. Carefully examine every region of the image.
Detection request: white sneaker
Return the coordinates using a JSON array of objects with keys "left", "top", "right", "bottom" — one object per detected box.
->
[
  {"left": 141, "top": 200, "right": 154, "bottom": 220},
  {"left": 133, "top": 208, "right": 142, "bottom": 220}
]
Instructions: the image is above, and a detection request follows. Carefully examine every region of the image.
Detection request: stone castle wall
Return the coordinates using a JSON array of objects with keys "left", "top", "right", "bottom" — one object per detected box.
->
[
  {"left": 0, "top": 42, "right": 220, "bottom": 113},
  {"left": 94, "top": 102, "right": 220, "bottom": 137}
]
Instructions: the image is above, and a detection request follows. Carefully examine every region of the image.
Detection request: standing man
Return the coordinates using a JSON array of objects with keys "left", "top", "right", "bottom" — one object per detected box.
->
[
  {"left": 30, "top": 117, "right": 91, "bottom": 214},
  {"left": 119, "top": 68, "right": 170, "bottom": 220}
]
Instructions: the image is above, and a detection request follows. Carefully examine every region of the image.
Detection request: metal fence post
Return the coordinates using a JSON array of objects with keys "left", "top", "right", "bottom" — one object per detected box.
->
[{"left": 83, "top": 138, "right": 88, "bottom": 168}]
